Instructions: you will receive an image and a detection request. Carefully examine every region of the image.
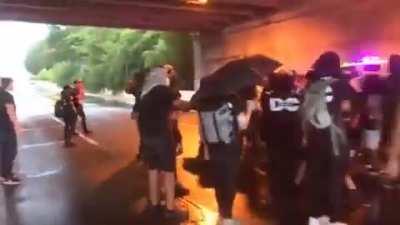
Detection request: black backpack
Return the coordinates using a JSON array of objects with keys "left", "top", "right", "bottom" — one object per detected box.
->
[{"left": 54, "top": 100, "right": 64, "bottom": 118}]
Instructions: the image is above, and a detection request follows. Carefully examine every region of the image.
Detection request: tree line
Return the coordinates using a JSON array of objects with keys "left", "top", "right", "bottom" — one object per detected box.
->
[{"left": 25, "top": 25, "right": 194, "bottom": 93}]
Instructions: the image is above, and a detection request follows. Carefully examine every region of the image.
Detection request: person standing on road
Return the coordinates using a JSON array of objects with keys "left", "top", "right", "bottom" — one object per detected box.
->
[
  {"left": 382, "top": 54, "right": 400, "bottom": 179},
  {"left": 303, "top": 52, "right": 355, "bottom": 225},
  {"left": 72, "top": 80, "right": 91, "bottom": 134},
  {"left": 0, "top": 77, "right": 21, "bottom": 185},
  {"left": 260, "top": 72, "right": 303, "bottom": 225},
  {"left": 137, "top": 66, "right": 190, "bottom": 222},
  {"left": 196, "top": 86, "right": 258, "bottom": 225},
  {"left": 61, "top": 85, "right": 77, "bottom": 148}
]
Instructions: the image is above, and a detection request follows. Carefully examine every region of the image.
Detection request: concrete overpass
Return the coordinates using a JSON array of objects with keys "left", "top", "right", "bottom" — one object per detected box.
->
[{"left": 1, "top": 0, "right": 400, "bottom": 87}]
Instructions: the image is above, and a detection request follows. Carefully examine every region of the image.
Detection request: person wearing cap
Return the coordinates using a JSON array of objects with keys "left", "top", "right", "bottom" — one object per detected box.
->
[
  {"left": 0, "top": 77, "right": 21, "bottom": 185},
  {"left": 72, "top": 80, "right": 91, "bottom": 134}
]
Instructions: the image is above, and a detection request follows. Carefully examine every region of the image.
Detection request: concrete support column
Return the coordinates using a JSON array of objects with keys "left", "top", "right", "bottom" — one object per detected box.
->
[{"left": 191, "top": 32, "right": 205, "bottom": 90}]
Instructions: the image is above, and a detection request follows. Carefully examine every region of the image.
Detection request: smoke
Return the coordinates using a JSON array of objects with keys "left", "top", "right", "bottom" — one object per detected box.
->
[
  {"left": 215, "top": 0, "right": 400, "bottom": 72},
  {"left": 288, "top": 0, "right": 400, "bottom": 58}
]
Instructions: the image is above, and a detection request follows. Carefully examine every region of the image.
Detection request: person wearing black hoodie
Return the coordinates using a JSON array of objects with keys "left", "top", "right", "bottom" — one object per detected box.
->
[
  {"left": 61, "top": 85, "right": 78, "bottom": 147},
  {"left": 303, "top": 52, "right": 355, "bottom": 225},
  {"left": 260, "top": 72, "right": 303, "bottom": 225}
]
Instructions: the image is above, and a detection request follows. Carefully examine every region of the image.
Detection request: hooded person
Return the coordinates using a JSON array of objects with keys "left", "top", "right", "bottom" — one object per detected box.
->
[
  {"left": 260, "top": 71, "right": 303, "bottom": 225},
  {"left": 303, "top": 52, "right": 355, "bottom": 225},
  {"left": 137, "top": 65, "right": 190, "bottom": 222}
]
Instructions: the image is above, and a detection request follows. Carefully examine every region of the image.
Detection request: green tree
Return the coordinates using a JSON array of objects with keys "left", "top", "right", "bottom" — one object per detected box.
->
[{"left": 26, "top": 26, "right": 194, "bottom": 93}]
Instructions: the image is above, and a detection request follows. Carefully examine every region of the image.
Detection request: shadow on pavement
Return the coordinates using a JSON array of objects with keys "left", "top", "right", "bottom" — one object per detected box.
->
[
  {"left": 79, "top": 161, "right": 147, "bottom": 225},
  {"left": 4, "top": 187, "right": 22, "bottom": 225}
]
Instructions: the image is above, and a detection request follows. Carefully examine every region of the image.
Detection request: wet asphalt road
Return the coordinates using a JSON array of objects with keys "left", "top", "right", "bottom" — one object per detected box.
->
[
  {"left": 1, "top": 80, "right": 272, "bottom": 225},
  {"left": 0, "top": 80, "right": 394, "bottom": 225}
]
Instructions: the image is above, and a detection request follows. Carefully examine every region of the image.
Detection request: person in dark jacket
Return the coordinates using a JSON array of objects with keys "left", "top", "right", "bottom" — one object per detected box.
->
[
  {"left": 61, "top": 85, "right": 77, "bottom": 147},
  {"left": 303, "top": 52, "right": 355, "bottom": 225},
  {"left": 0, "top": 78, "right": 21, "bottom": 185},
  {"left": 260, "top": 72, "right": 303, "bottom": 225}
]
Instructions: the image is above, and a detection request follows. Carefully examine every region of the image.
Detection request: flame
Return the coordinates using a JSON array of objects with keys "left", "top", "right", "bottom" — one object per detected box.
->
[{"left": 186, "top": 0, "right": 208, "bottom": 5}]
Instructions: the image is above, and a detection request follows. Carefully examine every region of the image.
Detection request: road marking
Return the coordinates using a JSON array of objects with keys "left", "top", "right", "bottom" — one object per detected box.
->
[
  {"left": 20, "top": 141, "right": 63, "bottom": 150},
  {"left": 51, "top": 116, "right": 100, "bottom": 147},
  {"left": 25, "top": 167, "right": 63, "bottom": 178},
  {"left": 21, "top": 126, "right": 60, "bottom": 133}
]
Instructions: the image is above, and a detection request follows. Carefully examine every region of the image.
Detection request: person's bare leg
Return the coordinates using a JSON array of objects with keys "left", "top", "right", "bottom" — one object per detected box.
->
[
  {"left": 163, "top": 171, "right": 176, "bottom": 210},
  {"left": 148, "top": 169, "right": 160, "bottom": 206}
]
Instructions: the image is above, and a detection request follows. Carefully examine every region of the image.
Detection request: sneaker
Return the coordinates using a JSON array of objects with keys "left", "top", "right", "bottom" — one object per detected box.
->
[
  {"left": 218, "top": 218, "right": 241, "bottom": 225},
  {"left": 163, "top": 208, "right": 188, "bottom": 222},
  {"left": 330, "top": 222, "right": 348, "bottom": 225},
  {"left": 318, "top": 216, "right": 330, "bottom": 225},
  {"left": 308, "top": 217, "right": 319, "bottom": 225},
  {"left": 3, "top": 177, "right": 21, "bottom": 186},
  {"left": 175, "top": 182, "right": 190, "bottom": 197}
]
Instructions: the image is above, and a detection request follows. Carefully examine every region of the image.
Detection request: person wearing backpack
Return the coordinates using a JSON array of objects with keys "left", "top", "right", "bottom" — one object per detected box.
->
[
  {"left": 196, "top": 86, "right": 258, "bottom": 225},
  {"left": 61, "top": 85, "right": 77, "bottom": 148},
  {"left": 303, "top": 52, "right": 356, "bottom": 225},
  {"left": 260, "top": 72, "right": 303, "bottom": 225}
]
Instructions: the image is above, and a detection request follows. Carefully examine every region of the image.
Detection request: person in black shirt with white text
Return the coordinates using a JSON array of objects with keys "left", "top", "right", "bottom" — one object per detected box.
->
[{"left": 260, "top": 72, "right": 303, "bottom": 225}]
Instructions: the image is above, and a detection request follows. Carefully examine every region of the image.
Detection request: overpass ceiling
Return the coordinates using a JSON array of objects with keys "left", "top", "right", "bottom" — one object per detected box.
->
[{"left": 0, "top": 0, "right": 284, "bottom": 32}]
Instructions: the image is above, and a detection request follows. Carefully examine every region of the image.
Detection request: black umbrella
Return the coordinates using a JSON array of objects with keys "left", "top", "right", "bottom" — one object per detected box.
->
[{"left": 191, "top": 55, "right": 281, "bottom": 103}]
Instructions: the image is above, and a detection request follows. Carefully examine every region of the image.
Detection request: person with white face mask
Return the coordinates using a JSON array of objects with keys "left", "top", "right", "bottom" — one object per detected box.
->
[
  {"left": 137, "top": 65, "right": 190, "bottom": 222},
  {"left": 0, "top": 77, "right": 21, "bottom": 185}
]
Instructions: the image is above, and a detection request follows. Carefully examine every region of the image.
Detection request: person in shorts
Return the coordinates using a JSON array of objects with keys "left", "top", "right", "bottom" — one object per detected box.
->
[{"left": 137, "top": 66, "right": 190, "bottom": 221}]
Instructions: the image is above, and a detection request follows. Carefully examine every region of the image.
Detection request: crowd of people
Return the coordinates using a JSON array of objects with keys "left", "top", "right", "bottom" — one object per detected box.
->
[
  {"left": 126, "top": 52, "right": 400, "bottom": 225},
  {"left": 1, "top": 51, "right": 400, "bottom": 225}
]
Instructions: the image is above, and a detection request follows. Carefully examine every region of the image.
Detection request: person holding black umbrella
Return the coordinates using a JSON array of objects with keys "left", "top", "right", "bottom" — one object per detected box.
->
[{"left": 192, "top": 55, "right": 281, "bottom": 225}]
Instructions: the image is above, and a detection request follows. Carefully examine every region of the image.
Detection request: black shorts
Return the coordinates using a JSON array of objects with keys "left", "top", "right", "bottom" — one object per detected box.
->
[{"left": 141, "top": 136, "right": 176, "bottom": 172}]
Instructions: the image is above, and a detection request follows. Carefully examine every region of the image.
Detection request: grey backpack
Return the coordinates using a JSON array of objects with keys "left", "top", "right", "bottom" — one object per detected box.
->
[{"left": 199, "top": 102, "right": 236, "bottom": 145}]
